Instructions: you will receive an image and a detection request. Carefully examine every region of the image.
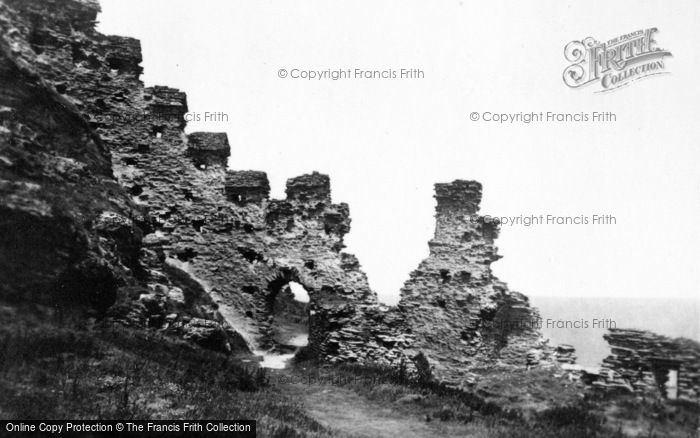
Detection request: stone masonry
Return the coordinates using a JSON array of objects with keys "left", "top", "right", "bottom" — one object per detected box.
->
[
  {"left": 0, "top": 0, "right": 559, "bottom": 387},
  {"left": 600, "top": 329, "right": 700, "bottom": 402}
]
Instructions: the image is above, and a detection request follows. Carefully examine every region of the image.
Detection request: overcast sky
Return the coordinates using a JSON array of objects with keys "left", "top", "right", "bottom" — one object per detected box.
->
[{"left": 97, "top": 0, "right": 700, "bottom": 305}]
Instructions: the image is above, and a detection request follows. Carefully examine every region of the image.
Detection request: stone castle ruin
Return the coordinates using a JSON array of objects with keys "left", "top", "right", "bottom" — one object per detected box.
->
[
  {"left": 0, "top": 0, "right": 698, "bottom": 398},
  {"left": 597, "top": 329, "right": 700, "bottom": 402}
]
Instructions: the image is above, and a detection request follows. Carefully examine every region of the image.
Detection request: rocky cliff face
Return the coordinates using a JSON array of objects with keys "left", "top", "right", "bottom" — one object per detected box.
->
[
  {"left": 0, "top": 0, "right": 142, "bottom": 311},
  {"left": 0, "top": 0, "right": 244, "bottom": 353},
  {"left": 0, "top": 0, "right": 555, "bottom": 384}
]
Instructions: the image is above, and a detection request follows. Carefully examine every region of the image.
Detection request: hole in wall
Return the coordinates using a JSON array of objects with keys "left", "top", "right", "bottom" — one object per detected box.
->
[
  {"left": 665, "top": 369, "right": 678, "bottom": 400},
  {"left": 175, "top": 247, "right": 198, "bottom": 262},
  {"left": 266, "top": 272, "right": 310, "bottom": 353},
  {"left": 288, "top": 281, "right": 310, "bottom": 303},
  {"left": 237, "top": 247, "right": 264, "bottom": 264},
  {"left": 106, "top": 55, "right": 127, "bottom": 71},
  {"left": 130, "top": 184, "right": 143, "bottom": 196},
  {"left": 151, "top": 126, "right": 165, "bottom": 138},
  {"left": 191, "top": 218, "right": 205, "bottom": 231}
]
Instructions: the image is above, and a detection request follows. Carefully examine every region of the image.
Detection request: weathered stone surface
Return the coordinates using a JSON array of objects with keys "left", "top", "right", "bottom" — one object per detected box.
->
[
  {"left": 0, "top": 0, "right": 246, "bottom": 354},
  {"left": 0, "top": 0, "right": 139, "bottom": 307},
  {"left": 286, "top": 171, "right": 331, "bottom": 202},
  {"left": 554, "top": 344, "right": 577, "bottom": 364},
  {"left": 390, "top": 181, "right": 552, "bottom": 385},
  {"left": 187, "top": 132, "right": 230, "bottom": 168},
  {"left": 179, "top": 317, "right": 232, "bottom": 353},
  {"left": 225, "top": 170, "right": 270, "bottom": 204},
  {"left": 598, "top": 329, "right": 700, "bottom": 402},
  {"left": 0, "top": 0, "right": 560, "bottom": 382},
  {"left": 5, "top": 0, "right": 381, "bottom": 358}
]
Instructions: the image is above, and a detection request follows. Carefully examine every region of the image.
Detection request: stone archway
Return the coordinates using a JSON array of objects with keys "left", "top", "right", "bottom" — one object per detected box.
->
[
  {"left": 270, "top": 281, "right": 309, "bottom": 351},
  {"left": 265, "top": 270, "right": 311, "bottom": 354}
]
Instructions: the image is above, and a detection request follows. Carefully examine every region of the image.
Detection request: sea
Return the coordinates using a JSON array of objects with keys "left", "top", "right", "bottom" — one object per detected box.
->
[{"left": 528, "top": 296, "right": 700, "bottom": 367}]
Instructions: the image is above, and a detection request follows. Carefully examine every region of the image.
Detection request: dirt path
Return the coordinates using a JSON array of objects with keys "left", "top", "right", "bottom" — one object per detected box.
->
[
  {"left": 272, "top": 370, "right": 473, "bottom": 438},
  {"left": 301, "top": 385, "right": 435, "bottom": 438}
]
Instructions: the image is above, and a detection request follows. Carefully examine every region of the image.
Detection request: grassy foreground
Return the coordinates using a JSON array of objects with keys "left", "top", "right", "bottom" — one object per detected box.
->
[
  {"left": 1, "top": 306, "right": 698, "bottom": 437},
  {"left": 0, "top": 306, "right": 334, "bottom": 437},
  {"left": 284, "top": 357, "right": 699, "bottom": 437}
]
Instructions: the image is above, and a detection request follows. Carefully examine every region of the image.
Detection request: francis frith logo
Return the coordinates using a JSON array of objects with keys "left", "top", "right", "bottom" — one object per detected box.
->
[{"left": 563, "top": 28, "right": 672, "bottom": 92}]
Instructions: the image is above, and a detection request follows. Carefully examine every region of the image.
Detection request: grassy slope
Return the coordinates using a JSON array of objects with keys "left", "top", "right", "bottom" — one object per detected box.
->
[
  {"left": 282, "top": 357, "right": 699, "bottom": 438},
  {"left": 1, "top": 305, "right": 698, "bottom": 437},
  {"left": 0, "top": 304, "right": 335, "bottom": 437},
  {"left": 282, "top": 360, "right": 608, "bottom": 438}
]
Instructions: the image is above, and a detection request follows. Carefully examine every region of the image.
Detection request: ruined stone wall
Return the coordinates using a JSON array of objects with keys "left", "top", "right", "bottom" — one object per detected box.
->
[
  {"left": 394, "top": 181, "right": 551, "bottom": 385},
  {"left": 0, "top": 0, "right": 143, "bottom": 311},
  {"left": 0, "top": 0, "right": 246, "bottom": 353},
  {"left": 0, "top": 0, "right": 555, "bottom": 380},
  {"left": 0, "top": 0, "right": 385, "bottom": 357},
  {"left": 600, "top": 329, "right": 700, "bottom": 402}
]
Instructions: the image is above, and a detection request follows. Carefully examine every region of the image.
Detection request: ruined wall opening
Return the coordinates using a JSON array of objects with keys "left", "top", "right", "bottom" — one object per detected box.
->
[
  {"left": 288, "top": 281, "right": 310, "bottom": 303},
  {"left": 267, "top": 274, "right": 310, "bottom": 353},
  {"left": 151, "top": 126, "right": 164, "bottom": 138},
  {"left": 652, "top": 358, "right": 682, "bottom": 400},
  {"left": 665, "top": 369, "right": 679, "bottom": 400}
]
